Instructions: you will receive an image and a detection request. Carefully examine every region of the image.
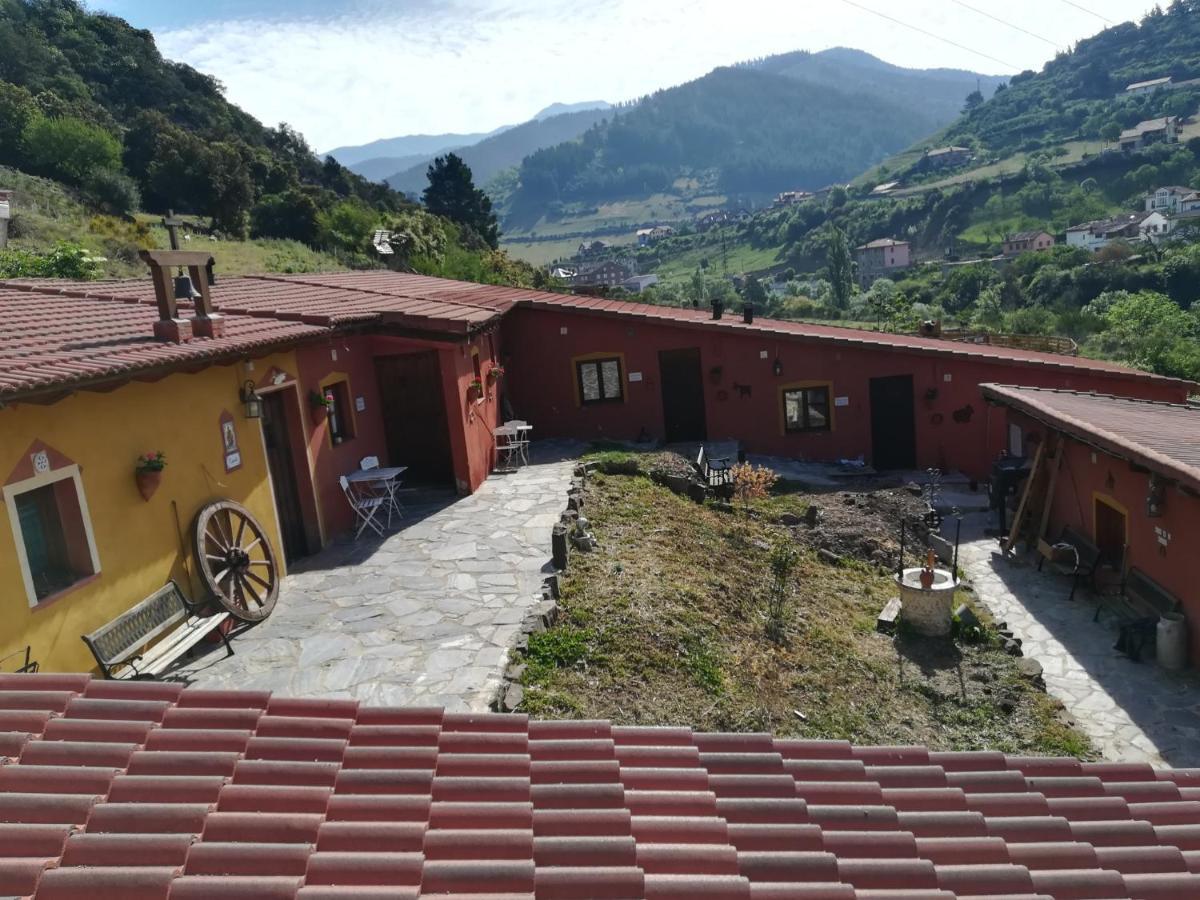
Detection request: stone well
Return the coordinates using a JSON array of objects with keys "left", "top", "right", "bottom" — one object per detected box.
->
[{"left": 895, "top": 567, "right": 958, "bottom": 637}]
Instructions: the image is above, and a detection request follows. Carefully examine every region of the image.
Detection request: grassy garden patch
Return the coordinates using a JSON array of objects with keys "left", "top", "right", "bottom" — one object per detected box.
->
[{"left": 517, "top": 458, "right": 1091, "bottom": 757}]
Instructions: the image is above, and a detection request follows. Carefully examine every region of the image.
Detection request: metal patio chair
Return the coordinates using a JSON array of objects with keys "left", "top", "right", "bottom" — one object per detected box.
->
[{"left": 339, "top": 475, "right": 386, "bottom": 538}]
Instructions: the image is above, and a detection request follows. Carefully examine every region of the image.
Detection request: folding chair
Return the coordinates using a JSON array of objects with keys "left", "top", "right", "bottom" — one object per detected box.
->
[
  {"left": 507, "top": 420, "right": 532, "bottom": 467},
  {"left": 360, "top": 456, "right": 380, "bottom": 470},
  {"left": 340, "top": 475, "right": 386, "bottom": 538}
]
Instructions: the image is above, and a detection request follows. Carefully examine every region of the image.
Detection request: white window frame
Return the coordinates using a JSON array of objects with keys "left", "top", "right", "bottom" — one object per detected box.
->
[{"left": 4, "top": 464, "right": 101, "bottom": 608}]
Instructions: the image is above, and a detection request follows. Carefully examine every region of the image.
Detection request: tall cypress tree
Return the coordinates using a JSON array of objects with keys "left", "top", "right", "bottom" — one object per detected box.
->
[{"left": 827, "top": 226, "right": 855, "bottom": 310}]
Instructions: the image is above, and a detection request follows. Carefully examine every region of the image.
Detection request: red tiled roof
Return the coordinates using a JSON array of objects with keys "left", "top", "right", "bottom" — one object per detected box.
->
[
  {"left": 519, "top": 293, "right": 1194, "bottom": 389},
  {"left": 0, "top": 286, "right": 327, "bottom": 401},
  {"left": 982, "top": 384, "right": 1200, "bottom": 493},
  {"left": 2, "top": 674, "right": 1200, "bottom": 899}
]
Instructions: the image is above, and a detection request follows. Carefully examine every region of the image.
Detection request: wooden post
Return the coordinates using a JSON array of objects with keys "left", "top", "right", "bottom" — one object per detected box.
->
[{"left": 1005, "top": 439, "right": 1046, "bottom": 555}]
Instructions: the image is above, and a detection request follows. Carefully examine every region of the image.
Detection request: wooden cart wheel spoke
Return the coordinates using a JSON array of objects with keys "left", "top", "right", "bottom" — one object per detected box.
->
[{"left": 192, "top": 500, "right": 279, "bottom": 622}]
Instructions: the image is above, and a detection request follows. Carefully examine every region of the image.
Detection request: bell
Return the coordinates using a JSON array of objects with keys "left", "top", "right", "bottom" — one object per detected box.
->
[{"left": 174, "top": 273, "right": 201, "bottom": 300}]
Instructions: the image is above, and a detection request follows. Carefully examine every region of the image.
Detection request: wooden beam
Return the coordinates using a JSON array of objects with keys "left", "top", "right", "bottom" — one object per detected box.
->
[
  {"left": 1006, "top": 438, "right": 1045, "bottom": 555},
  {"left": 139, "top": 250, "right": 216, "bottom": 268}
]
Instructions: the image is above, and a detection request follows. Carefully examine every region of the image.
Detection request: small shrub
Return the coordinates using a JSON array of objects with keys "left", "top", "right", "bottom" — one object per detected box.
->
[
  {"left": 731, "top": 462, "right": 778, "bottom": 504},
  {"left": 0, "top": 241, "right": 102, "bottom": 279},
  {"left": 526, "top": 627, "right": 591, "bottom": 669},
  {"left": 765, "top": 540, "right": 799, "bottom": 642}
]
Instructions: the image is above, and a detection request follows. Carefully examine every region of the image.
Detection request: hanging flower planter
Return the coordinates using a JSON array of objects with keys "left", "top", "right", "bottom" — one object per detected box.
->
[
  {"left": 486, "top": 365, "right": 505, "bottom": 385},
  {"left": 467, "top": 379, "right": 485, "bottom": 401},
  {"left": 135, "top": 451, "right": 166, "bottom": 501},
  {"left": 308, "top": 388, "right": 333, "bottom": 413}
]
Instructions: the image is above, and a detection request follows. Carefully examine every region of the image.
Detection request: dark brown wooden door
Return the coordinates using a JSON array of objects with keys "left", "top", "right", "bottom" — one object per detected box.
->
[
  {"left": 375, "top": 351, "right": 453, "bottom": 484},
  {"left": 869, "top": 375, "right": 917, "bottom": 470},
  {"left": 260, "top": 390, "right": 309, "bottom": 563},
  {"left": 658, "top": 348, "right": 707, "bottom": 443},
  {"left": 1094, "top": 499, "right": 1126, "bottom": 568}
]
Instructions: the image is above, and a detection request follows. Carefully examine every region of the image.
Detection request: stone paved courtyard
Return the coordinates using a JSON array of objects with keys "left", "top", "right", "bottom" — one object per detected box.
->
[
  {"left": 173, "top": 443, "right": 579, "bottom": 711},
  {"left": 958, "top": 513, "right": 1200, "bottom": 767}
]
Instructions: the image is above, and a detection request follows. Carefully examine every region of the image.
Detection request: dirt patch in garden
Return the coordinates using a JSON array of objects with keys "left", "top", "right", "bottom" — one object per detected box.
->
[{"left": 517, "top": 466, "right": 1091, "bottom": 756}]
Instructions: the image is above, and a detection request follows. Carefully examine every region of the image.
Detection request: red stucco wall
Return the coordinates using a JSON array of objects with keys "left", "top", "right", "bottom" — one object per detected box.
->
[
  {"left": 503, "top": 307, "right": 1187, "bottom": 480},
  {"left": 1010, "top": 412, "right": 1200, "bottom": 664}
]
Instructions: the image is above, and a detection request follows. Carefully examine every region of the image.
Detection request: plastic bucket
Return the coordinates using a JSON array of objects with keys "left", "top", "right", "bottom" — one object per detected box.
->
[{"left": 1157, "top": 612, "right": 1188, "bottom": 671}]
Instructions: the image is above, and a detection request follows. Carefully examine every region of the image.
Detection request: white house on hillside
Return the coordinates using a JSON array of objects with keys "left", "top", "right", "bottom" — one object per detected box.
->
[
  {"left": 1065, "top": 211, "right": 1171, "bottom": 252},
  {"left": 1125, "top": 76, "right": 1172, "bottom": 95},
  {"left": 1145, "top": 186, "right": 1197, "bottom": 214}
]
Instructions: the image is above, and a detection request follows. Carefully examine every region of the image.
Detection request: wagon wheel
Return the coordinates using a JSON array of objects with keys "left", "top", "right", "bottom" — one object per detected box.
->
[{"left": 193, "top": 500, "right": 279, "bottom": 621}]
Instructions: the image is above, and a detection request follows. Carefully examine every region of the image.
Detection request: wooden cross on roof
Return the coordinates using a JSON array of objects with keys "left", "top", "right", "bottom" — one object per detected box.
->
[{"left": 161, "top": 209, "right": 183, "bottom": 251}]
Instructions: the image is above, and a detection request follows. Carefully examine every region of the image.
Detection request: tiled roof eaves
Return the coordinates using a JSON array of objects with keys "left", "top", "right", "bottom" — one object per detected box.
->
[
  {"left": 981, "top": 383, "right": 1200, "bottom": 493},
  {"left": 518, "top": 298, "right": 1194, "bottom": 389}
]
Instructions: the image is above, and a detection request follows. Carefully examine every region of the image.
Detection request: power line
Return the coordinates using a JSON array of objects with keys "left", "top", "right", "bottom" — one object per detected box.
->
[
  {"left": 1055, "top": 0, "right": 1114, "bottom": 25},
  {"left": 837, "top": 0, "right": 1019, "bottom": 70},
  {"left": 949, "top": 0, "right": 1061, "bottom": 48}
]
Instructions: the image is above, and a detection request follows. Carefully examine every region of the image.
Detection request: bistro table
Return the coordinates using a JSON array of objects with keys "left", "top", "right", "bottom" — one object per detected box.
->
[{"left": 345, "top": 465, "right": 408, "bottom": 527}]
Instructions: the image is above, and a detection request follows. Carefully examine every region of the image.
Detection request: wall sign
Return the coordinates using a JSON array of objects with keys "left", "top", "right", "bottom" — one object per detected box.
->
[
  {"left": 355, "top": 396, "right": 366, "bottom": 412},
  {"left": 834, "top": 396, "right": 850, "bottom": 407},
  {"left": 219, "top": 410, "right": 242, "bottom": 473},
  {"left": 628, "top": 372, "right": 643, "bottom": 382}
]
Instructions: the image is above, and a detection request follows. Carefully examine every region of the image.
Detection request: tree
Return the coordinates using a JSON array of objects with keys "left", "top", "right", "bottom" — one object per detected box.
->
[
  {"left": 743, "top": 275, "right": 769, "bottom": 310},
  {"left": 22, "top": 116, "right": 121, "bottom": 185},
  {"left": 826, "top": 227, "right": 854, "bottom": 310},
  {"left": 0, "top": 83, "right": 37, "bottom": 166},
  {"left": 251, "top": 189, "right": 321, "bottom": 244},
  {"left": 83, "top": 169, "right": 141, "bottom": 216},
  {"left": 963, "top": 89, "right": 984, "bottom": 112},
  {"left": 422, "top": 154, "right": 499, "bottom": 249},
  {"left": 1100, "top": 121, "right": 1122, "bottom": 145}
]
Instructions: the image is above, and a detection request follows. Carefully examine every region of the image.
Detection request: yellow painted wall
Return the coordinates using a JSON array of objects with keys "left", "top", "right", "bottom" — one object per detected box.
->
[{"left": 0, "top": 354, "right": 295, "bottom": 674}]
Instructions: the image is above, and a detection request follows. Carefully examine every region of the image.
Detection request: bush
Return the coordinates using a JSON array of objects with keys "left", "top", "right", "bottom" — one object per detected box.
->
[
  {"left": 22, "top": 116, "right": 121, "bottom": 184},
  {"left": 730, "top": 463, "right": 778, "bottom": 504},
  {"left": 83, "top": 169, "right": 141, "bottom": 216},
  {"left": 251, "top": 189, "right": 321, "bottom": 244},
  {"left": 0, "top": 242, "right": 102, "bottom": 279}
]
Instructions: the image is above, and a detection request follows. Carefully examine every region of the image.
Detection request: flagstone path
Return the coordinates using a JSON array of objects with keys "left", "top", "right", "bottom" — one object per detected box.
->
[
  {"left": 173, "top": 442, "right": 579, "bottom": 712},
  {"left": 956, "top": 513, "right": 1200, "bottom": 767}
]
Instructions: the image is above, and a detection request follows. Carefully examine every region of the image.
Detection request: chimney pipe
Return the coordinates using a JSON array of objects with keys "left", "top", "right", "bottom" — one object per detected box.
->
[
  {"left": 712, "top": 300, "right": 723, "bottom": 320},
  {"left": 743, "top": 304, "right": 754, "bottom": 324}
]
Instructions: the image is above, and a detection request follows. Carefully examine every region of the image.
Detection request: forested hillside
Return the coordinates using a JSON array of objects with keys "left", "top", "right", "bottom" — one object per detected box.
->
[
  {"left": 0, "top": 0, "right": 415, "bottom": 245},
  {"left": 504, "top": 51, "right": 995, "bottom": 219},
  {"left": 386, "top": 106, "right": 614, "bottom": 195},
  {"left": 944, "top": 0, "right": 1200, "bottom": 155}
]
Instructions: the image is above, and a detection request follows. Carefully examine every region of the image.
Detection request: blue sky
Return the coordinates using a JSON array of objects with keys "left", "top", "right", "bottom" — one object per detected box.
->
[{"left": 90, "top": 0, "right": 1158, "bottom": 152}]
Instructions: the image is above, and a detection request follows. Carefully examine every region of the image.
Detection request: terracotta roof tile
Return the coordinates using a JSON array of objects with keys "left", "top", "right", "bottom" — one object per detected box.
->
[
  {"left": 3, "top": 674, "right": 1200, "bottom": 898},
  {"left": 982, "top": 384, "right": 1200, "bottom": 494}
]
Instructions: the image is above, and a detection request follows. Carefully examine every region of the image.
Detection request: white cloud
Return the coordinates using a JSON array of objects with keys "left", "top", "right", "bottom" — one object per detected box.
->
[{"left": 153, "top": 0, "right": 1157, "bottom": 151}]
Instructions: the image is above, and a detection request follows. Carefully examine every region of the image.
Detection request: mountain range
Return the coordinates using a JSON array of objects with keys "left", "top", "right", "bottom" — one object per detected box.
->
[{"left": 327, "top": 101, "right": 612, "bottom": 190}]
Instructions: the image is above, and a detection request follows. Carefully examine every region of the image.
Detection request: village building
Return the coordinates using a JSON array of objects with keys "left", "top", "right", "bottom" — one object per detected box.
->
[
  {"left": 983, "top": 385, "right": 1200, "bottom": 665},
  {"left": 918, "top": 146, "right": 971, "bottom": 170},
  {"left": 1125, "top": 75, "right": 1172, "bottom": 94},
  {"left": 619, "top": 273, "right": 659, "bottom": 293},
  {"left": 1002, "top": 229, "right": 1056, "bottom": 257},
  {"left": 854, "top": 237, "right": 911, "bottom": 288},
  {"left": 635, "top": 225, "right": 675, "bottom": 246},
  {"left": 1065, "top": 211, "right": 1171, "bottom": 251},
  {"left": 772, "top": 190, "right": 813, "bottom": 207},
  {"left": 1, "top": 265, "right": 1191, "bottom": 675},
  {"left": 1119, "top": 116, "right": 1182, "bottom": 152},
  {"left": 1144, "top": 185, "right": 1196, "bottom": 214},
  {"left": 869, "top": 180, "right": 901, "bottom": 196},
  {"left": 571, "top": 259, "right": 635, "bottom": 288},
  {"left": 575, "top": 239, "right": 610, "bottom": 258}
]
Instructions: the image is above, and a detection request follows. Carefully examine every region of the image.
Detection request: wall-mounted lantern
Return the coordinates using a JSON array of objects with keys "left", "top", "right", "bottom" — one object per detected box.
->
[
  {"left": 240, "top": 380, "right": 263, "bottom": 419},
  {"left": 1147, "top": 473, "right": 1166, "bottom": 517},
  {"left": 773, "top": 357, "right": 783, "bottom": 377}
]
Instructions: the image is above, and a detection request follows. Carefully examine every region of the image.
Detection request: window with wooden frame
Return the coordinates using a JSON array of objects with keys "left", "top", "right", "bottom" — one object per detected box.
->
[
  {"left": 323, "top": 380, "right": 355, "bottom": 445},
  {"left": 576, "top": 357, "right": 623, "bottom": 405},
  {"left": 5, "top": 465, "right": 100, "bottom": 607},
  {"left": 782, "top": 384, "right": 831, "bottom": 433}
]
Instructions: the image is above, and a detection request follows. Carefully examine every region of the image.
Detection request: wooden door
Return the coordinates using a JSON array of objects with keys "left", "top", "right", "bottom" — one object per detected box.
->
[
  {"left": 375, "top": 351, "right": 453, "bottom": 484},
  {"left": 260, "top": 390, "right": 309, "bottom": 563},
  {"left": 658, "top": 348, "right": 707, "bottom": 443},
  {"left": 869, "top": 375, "right": 917, "bottom": 470},
  {"left": 1094, "top": 498, "right": 1127, "bottom": 569}
]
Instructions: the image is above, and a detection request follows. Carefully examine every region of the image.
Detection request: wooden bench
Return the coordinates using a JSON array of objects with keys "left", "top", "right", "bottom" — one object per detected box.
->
[
  {"left": 1037, "top": 525, "right": 1101, "bottom": 602},
  {"left": 82, "top": 581, "right": 232, "bottom": 680},
  {"left": 695, "top": 446, "right": 733, "bottom": 491},
  {"left": 1106, "top": 567, "right": 1182, "bottom": 662}
]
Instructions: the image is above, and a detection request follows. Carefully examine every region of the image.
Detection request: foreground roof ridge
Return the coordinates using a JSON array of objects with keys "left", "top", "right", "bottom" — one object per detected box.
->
[
  {"left": 2, "top": 672, "right": 1200, "bottom": 899},
  {"left": 984, "top": 383, "right": 1199, "bottom": 411}
]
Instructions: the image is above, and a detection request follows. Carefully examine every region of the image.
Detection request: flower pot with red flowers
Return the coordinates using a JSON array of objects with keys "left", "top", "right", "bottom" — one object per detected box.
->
[
  {"left": 135, "top": 451, "right": 166, "bottom": 501},
  {"left": 467, "top": 379, "right": 484, "bottom": 402},
  {"left": 308, "top": 388, "right": 333, "bottom": 417},
  {"left": 486, "top": 365, "right": 505, "bottom": 386}
]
